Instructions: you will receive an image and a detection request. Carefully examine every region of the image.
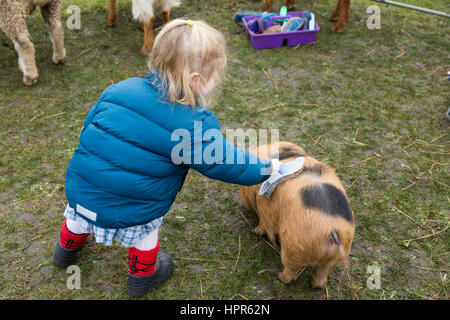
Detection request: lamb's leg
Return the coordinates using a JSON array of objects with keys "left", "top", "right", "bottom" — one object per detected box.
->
[
  {"left": 107, "top": 0, "right": 118, "bottom": 26},
  {"left": 3, "top": 13, "right": 38, "bottom": 86},
  {"left": 41, "top": 0, "right": 65, "bottom": 64},
  {"left": 261, "top": 0, "right": 274, "bottom": 12}
]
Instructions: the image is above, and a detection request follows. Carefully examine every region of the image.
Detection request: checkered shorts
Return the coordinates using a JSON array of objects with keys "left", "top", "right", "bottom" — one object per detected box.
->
[{"left": 64, "top": 205, "right": 163, "bottom": 248}]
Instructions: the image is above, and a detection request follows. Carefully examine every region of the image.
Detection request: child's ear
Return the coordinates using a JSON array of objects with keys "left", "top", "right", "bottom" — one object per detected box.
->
[{"left": 189, "top": 72, "right": 201, "bottom": 86}]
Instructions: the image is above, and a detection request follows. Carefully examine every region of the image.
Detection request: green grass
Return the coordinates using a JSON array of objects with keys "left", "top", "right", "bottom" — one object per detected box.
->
[{"left": 0, "top": 0, "right": 449, "bottom": 300}]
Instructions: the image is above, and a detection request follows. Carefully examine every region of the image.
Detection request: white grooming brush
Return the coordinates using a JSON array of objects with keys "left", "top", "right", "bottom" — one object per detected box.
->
[{"left": 259, "top": 157, "right": 305, "bottom": 198}]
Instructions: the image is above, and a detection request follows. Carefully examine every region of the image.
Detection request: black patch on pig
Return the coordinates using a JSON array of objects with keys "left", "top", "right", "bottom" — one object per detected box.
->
[
  {"left": 276, "top": 147, "right": 304, "bottom": 160},
  {"left": 300, "top": 184, "right": 353, "bottom": 222}
]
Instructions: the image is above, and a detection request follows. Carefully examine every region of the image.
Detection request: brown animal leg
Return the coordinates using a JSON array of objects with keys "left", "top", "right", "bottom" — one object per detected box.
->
[
  {"left": 162, "top": 11, "right": 170, "bottom": 25},
  {"left": 239, "top": 188, "right": 255, "bottom": 213},
  {"left": 141, "top": 16, "right": 155, "bottom": 56},
  {"left": 333, "top": 0, "right": 350, "bottom": 32},
  {"left": 344, "top": 0, "right": 350, "bottom": 23},
  {"left": 278, "top": 248, "right": 301, "bottom": 284},
  {"left": 261, "top": 0, "right": 274, "bottom": 12},
  {"left": 41, "top": 0, "right": 65, "bottom": 64},
  {"left": 330, "top": 0, "right": 342, "bottom": 21},
  {"left": 253, "top": 223, "right": 266, "bottom": 236},
  {"left": 311, "top": 260, "right": 339, "bottom": 288},
  {"left": 107, "top": 0, "right": 118, "bottom": 26},
  {"left": 279, "top": 267, "right": 298, "bottom": 284},
  {"left": 285, "top": 0, "right": 296, "bottom": 10},
  {"left": 162, "top": 0, "right": 178, "bottom": 25}
]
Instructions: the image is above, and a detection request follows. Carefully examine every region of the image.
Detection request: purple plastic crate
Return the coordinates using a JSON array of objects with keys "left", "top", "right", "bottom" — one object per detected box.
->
[{"left": 243, "top": 12, "right": 319, "bottom": 49}]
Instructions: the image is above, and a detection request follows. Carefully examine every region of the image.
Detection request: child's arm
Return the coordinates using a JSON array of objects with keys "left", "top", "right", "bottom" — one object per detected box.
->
[{"left": 186, "top": 113, "right": 276, "bottom": 186}]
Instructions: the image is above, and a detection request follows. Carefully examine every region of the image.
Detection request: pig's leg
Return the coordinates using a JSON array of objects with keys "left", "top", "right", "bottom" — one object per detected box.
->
[
  {"left": 253, "top": 221, "right": 267, "bottom": 236},
  {"left": 278, "top": 247, "right": 301, "bottom": 284},
  {"left": 311, "top": 260, "right": 339, "bottom": 288},
  {"left": 239, "top": 188, "right": 255, "bottom": 213},
  {"left": 252, "top": 202, "right": 268, "bottom": 236}
]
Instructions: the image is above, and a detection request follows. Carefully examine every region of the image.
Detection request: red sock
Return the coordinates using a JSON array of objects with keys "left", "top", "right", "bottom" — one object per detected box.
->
[
  {"left": 128, "top": 240, "right": 160, "bottom": 276},
  {"left": 59, "top": 219, "right": 89, "bottom": 250}
]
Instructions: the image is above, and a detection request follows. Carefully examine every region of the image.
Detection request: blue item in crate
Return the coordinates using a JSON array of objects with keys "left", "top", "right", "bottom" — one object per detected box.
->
[
  {"left": 281, "top": 17, "right": 305, "bottom": 32},
  {"left": 234, "top": 11, "right": 262, "bottom": 22},
  {"left": 303, "top": 11, "right": 312, "bottom": 29},
  {"left": 261, "top": 12, "right": 277, "bottom": 20},
  {"left": 234, "top": 11, "right": 276, "bottom": 22},
  {"left": 247, "top": 18, "right": 270, "bottom": 34}
]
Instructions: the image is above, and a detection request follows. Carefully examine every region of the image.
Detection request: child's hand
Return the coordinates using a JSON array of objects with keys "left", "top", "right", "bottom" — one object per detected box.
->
[{"left": 271, "top": 159, "right": 281, "bottom": 174}]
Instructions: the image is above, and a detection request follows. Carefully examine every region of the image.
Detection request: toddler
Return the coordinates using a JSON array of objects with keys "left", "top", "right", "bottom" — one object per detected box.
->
[{"left": 53, "top": 19, "right": 281, "bottom": 297}]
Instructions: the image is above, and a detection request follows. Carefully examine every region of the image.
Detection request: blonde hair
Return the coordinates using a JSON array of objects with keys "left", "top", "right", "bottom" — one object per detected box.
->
[{"left": 149, "top": 19, "right": 227, "bottom": 107}]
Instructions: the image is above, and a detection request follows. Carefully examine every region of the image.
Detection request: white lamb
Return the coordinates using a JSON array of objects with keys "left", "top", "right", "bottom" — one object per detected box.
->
[{"left": 0, "top": 0, "right": 65, "bottom": 86}]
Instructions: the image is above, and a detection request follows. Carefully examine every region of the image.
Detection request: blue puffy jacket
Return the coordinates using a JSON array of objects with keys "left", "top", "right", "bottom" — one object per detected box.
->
[{"left": 65, "top": 69, "right": 272, "bottom": 228}]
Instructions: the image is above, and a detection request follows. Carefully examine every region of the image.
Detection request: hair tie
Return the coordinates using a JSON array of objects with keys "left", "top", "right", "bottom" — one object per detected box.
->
[{"left": 186, "top": 20, "right": 193, "bottom": 27}]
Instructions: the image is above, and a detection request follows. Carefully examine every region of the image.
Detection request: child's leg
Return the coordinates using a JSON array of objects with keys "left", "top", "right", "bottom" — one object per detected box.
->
[
  {"left": 128, "top": 228, "right": 159, "bottom": 276},
  {"left": 53, "top": 218, "right": 89, "bottom": 267},
  {"left": 59, "top": 218, "right": 89, "bottom": 250},
  {"left": 134, "top": 228, "right": 159, "bottom": 250},
  {"left": 127, "top": 228, "right": 174, "bottom": 297},
  {"left": 66, "top": 218, "right": 83, "bottom": 235}
]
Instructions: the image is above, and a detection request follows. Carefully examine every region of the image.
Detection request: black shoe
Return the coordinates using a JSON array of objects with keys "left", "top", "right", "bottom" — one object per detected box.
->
[
  {"left": 52, "top": 241, "right": 81, "bottom": 267},
  {"left": 127, "top": 251, "right": 174, "bottom": 297}
]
